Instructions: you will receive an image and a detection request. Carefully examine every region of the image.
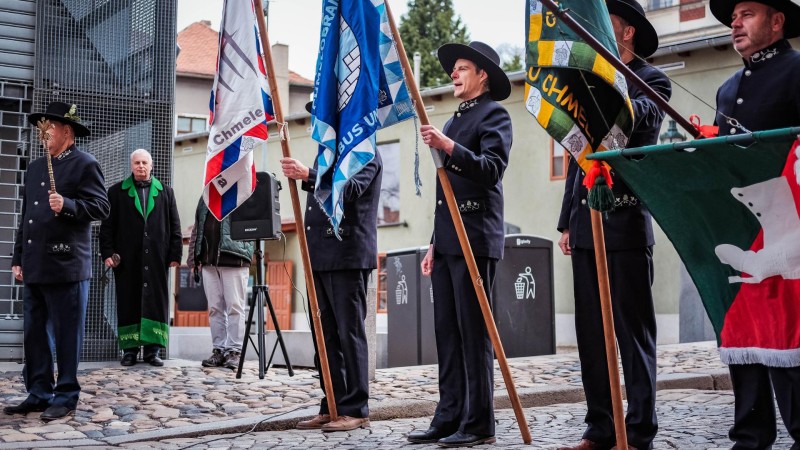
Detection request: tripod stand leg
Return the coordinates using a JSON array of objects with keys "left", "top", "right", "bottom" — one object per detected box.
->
[
  {"left": 256, "top": 286, "right": 266, "bottom": 379},
  {"left": 236, "top": 295, "right": 258, "bottom": 379}
]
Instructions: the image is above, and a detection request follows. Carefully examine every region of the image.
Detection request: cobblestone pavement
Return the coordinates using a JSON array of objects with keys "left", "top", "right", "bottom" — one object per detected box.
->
[
  {"left": 108, "top": 389, "right": 791, "bottom": 450},
  {"left": 0, "top": 342, "right": 753, "bottom": 447},
  {"left": 116, "top": 390, "right": 791, "bottom": 449}
]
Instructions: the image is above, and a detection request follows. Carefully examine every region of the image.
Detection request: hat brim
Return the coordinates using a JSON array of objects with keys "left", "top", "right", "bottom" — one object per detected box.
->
[
  {"left": 710, "top": 0, "right": 800, "bottom": 38},
  {"left": 437, "top": 43, "right": 511, "bottom": 101},
  {"left": 607, "top": 1, "right": 659, "bottom": 58},
  {"left": 28, "top": 112, "right": 91, "bottom": 137}
]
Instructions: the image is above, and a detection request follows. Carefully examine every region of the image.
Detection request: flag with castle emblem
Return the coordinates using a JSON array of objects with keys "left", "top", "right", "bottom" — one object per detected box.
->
[
  {"left": 525, "top": 0, "right": 634, "bottom": 173},
  {"left": 204, "top": 0, "right": 274, "bottom": 220},
  {"left": 311, "top": 0, "right": 415, "bottom": 238},
  {"left": 590, "top": 127, "right": 800, "bottom": 367}
]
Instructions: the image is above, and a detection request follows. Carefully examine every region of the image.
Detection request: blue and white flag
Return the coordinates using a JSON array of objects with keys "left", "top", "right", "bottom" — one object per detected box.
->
[{"left": 311, "top": 0, "right": 415, "bottom": 237}]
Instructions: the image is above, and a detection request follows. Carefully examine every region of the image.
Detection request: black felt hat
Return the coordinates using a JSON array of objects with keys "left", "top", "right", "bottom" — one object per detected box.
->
[
  {"left": 606, "top": 0, "right": 659, "bottom": 58},
  {"left": 28, "top": 101, "right": 90, "bottom": 137},
  {"left": 710, "top": 0, "right": 800, "bottom": 38},
  {"left": 437, "top": 41, "right": 511, "bottom": 101}
]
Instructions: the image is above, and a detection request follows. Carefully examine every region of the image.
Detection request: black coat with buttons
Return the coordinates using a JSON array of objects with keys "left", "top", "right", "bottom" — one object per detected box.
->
[
  {"left": 99, "top": 175, "right": 182, "bottom": 338},
  {"left": 715, "top": 39, "right": 800, "bottom": 135},
  {"left": 301, "top": 151, "right": 382, "bottom": 271},
  {"left": 558, "top": 59, "right": 670, "bottom": 250},
  {"left": 433, "top": 92, "right": 513, "bottom": 260},
  {"left": 12, "top": 145, "right": 110, "bottom": 284}
]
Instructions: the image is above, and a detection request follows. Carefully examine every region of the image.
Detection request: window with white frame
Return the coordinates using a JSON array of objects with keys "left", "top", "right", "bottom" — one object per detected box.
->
[{"left": 177, "top": 115, "right": 207, "bottom": 134}]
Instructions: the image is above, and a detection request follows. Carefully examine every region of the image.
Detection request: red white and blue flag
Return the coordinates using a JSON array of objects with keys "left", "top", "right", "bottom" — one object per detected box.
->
[{"left": 204, "top": 0, "right": 274, "bottom": 220}]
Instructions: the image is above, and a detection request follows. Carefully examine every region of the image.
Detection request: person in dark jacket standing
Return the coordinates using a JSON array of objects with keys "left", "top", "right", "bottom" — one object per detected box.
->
[
  {"left": 281, "top": 129, "right": 382, "bottom": 432},
  {"left": 188, "top": 198, "right": 254, "bottom": 371},
  {"left": 406, "top": 41, "right": 512, "bottom": 448},
  {"left": 100, "top": 149, "right": 182, "bottom": 367},
  {"left": 5, "top": 102, "right": 110, "bottom": 421},
  {"left": 556, "top": 2, "right": 671, "bottom": 449},
  {"left": 710, "top": 1, "right": 800, "bottom": 448}
]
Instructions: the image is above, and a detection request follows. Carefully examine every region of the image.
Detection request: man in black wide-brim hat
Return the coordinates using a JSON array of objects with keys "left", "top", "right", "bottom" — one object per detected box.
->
[
  {"left": 709, "top": 1, "right": 800, "bottom": 448},
  {"left": 406, "top": 40, "right": 512, "bottom": 448},
  {"left": 4, "top": 101, "right": 109, "bottom": 421},
  {"left": 556, "top": 1, "right": 671, "bottom": 449}
]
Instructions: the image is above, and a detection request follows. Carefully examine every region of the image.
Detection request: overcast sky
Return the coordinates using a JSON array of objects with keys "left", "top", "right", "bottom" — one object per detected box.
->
[{"left": 177, "top": 0, "right": 526, "bottom": 80}]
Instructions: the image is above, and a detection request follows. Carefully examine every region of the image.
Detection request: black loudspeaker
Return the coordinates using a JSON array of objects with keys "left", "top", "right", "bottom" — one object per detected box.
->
[{"left": 230, "top": 172, "right": 282, "bottom": 241}]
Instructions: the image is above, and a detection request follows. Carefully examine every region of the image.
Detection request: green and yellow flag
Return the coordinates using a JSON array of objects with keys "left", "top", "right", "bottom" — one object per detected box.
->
[{"left": 525, "top": 0, "right": 634, "bottom": 173}]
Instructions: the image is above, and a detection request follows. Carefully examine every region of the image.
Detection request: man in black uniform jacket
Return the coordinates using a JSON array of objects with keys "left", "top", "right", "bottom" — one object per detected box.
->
[
  {"left": 281, "top": 124, "right": 382, "bottom": 433},
  {"left": 5, "top": 102, "right": 109, "bottom": 421},
  {"left": 406, "top": 41, "right": 512, "bottom": 448},
  {"left": 710, "top": 1, "right": 800, "bottom": 448},
  {"left": 556, "top": 1, "right": 671, "bottom": 449}
]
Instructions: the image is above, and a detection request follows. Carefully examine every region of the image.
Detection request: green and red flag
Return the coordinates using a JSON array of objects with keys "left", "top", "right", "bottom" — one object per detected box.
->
[
  {"left": 590, "top": 127, "right": 800, "bottom": 367},
  {"left": 525, "top": 0, "right": 634, "bottom": 174}
]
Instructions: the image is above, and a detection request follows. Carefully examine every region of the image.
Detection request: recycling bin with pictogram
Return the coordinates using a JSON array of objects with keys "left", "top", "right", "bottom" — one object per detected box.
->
[
  {"left": 386, "top": 246, "right": 432, "bottom": 367},
  {"left": 492, "top": 234, "right": 555, "bottom": 357}
]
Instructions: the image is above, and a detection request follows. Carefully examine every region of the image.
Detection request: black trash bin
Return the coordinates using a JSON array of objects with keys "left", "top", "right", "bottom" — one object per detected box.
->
[
  {"left": 492, "top": 234, "right": 555, "bottom": 357},
  {"left": 386, "top": 246, "right": 431, "bottom": 367}
]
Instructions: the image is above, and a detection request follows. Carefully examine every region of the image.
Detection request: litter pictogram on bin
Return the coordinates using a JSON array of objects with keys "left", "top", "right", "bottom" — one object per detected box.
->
[
  {"left": 396, "top": 274, "right": 408, "bottom": 305},
  {"left": 514, "top": 267, "right": 536, "bottom": 300}
]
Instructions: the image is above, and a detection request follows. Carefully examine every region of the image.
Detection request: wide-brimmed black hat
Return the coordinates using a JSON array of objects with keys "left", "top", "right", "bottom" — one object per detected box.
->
[
  {"left": 710, "top": 0, "right": 800, "bottom": 38},
  {"left": 28, "top": 101, "right": 90, "bottom": 137},
  {"left": 437, "top": 41, "right": 511, "bottom": 101},
  {"left": 606, "top": 0, "right": 659, "bottom": 58}
]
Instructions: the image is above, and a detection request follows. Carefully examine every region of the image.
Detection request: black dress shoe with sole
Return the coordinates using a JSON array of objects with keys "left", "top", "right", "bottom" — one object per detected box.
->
[
  {"left": 408, "top": 426, "right": 454, "bottom": 444},
  {"left": 3, "top": 401, "right": 49, "bottom": 415},
  {"left": 144, "top": 356, "right": 164, "bottom": 367},
  {"left": 121, "top": 353, "right": 137, "bottom": 366},
  {"left": 437, "top": 431, "right": 496, "bottom": 447},
  {"left": 41, "top": 405, "right": 75, "bottom": 421}
]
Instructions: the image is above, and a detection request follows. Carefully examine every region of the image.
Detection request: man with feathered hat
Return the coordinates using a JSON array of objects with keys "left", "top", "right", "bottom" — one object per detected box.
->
[{"left": 4, "top": 101, "right": 109, "bottom": 420}]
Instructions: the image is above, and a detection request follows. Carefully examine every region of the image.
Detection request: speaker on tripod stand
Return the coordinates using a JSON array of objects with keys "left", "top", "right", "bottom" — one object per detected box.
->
[{"left": 231, "top": 172, "right": 293, "bottom": 379}]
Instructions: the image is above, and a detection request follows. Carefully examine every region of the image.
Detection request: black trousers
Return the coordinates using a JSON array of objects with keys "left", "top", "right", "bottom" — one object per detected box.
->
[
  {"left": 572, "top": 247, "right": 658, "bottom": 450},
  {"left": 729, "top": 363, "right": 800, "bottom": 449},
  {"left": 23, "top": 281, "right": 89, "bottom": 409},
  {"left": 430, "top": 252, "right": 496, "bottom": 437},
  {"left": 310, "top": 269, "right": 369, "bottom": 418}
]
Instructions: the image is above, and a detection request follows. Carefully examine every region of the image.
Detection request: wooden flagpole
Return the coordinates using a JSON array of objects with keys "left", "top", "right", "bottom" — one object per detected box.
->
[
  {"left": 253, "top": 6, "right": 338, "bottom": 421},
  {"left": 588, "top": 209, "right": 627, "bottom": 449},
  {"left": 385, "top": 0, "right": 531, "bottom": 444}
]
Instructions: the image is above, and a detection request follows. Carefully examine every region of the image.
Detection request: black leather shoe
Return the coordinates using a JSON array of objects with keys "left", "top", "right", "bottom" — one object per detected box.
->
[
  {"left": 41, "top": 405, "right": 75, "bottom": 421},
  {"left": 3, "top": 400, "right": 49, "bottom": 415},
  {"left": 144, "top": 355, "right": 164, "bottom": 367},
  {"left": 121, "top": 353, "right": 137, "bottom": 366},
  {"left": 437, "top": 431, "right": 496, "bottom": 447},
  {"left": 408, "top": 427, "right": 453, "bottom": 444}
]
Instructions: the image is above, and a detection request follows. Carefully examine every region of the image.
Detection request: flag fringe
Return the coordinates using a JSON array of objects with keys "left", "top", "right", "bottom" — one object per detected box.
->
[{"left": 720, "top": 347, "right": 800, "bottom": 368}]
